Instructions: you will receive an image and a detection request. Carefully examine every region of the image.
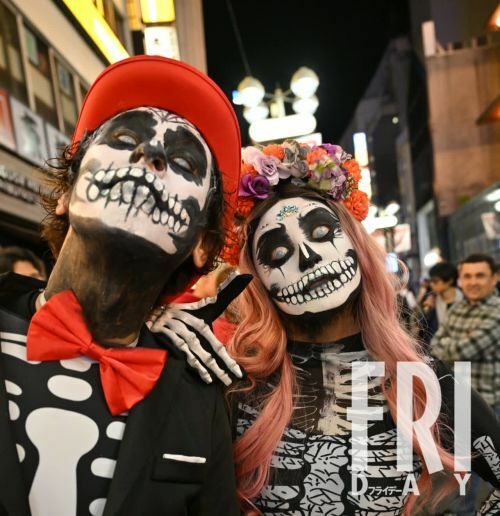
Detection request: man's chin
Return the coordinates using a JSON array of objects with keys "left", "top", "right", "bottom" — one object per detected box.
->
[{"left": 69, "top": 215, "right": 180, "bottom": 260}]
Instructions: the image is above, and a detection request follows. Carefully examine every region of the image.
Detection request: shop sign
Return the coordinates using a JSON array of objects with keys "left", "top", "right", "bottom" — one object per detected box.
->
[{"left": 0, "top": 164, "right": 44, "bottom": 204}]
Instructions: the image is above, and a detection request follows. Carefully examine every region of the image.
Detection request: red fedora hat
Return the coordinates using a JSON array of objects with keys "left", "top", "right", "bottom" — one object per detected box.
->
[{"left": 72, "top": 55, "right": 241, "bottom": 212}]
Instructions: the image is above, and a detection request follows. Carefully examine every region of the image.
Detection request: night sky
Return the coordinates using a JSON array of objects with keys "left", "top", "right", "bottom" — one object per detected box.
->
[{"left": 203, "top": 0, "right": 411, "bottom": 145}]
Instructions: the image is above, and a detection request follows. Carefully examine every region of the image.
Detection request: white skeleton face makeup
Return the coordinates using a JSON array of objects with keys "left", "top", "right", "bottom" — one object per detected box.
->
[
  {"left": 252, "top": 197, "right": 361, "bottom": 316},
  {"left": 69, "top": 107, "right": 214, "bottom": 256}
]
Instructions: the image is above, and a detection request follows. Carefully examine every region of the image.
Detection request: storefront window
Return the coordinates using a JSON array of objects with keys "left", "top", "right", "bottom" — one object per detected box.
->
[
  {"left": 102, "top": 0, "right": 126, "bottom": 45},
  {"left": 24, "top": 25, "right": 57, "bottom": 127},
  {"left": 56, "top": 59, "right": 77, "bottom": 134},
  {"left": 0, "top": 2, "right": 28, "bottom": 104}
]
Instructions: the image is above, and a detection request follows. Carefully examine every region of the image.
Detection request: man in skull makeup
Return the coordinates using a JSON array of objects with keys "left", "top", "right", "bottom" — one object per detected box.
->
[
  {"left": 0, "top": 56, "right": 244, "bottom": 515},
  {"left": 227, "top": 141, "right": 500, "bottom": 515}
]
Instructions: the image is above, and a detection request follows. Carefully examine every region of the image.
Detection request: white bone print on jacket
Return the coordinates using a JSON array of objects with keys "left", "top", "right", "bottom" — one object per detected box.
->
[
  {"left": 27, "top": 408, "right": 98, "bottom": 516},
  {"left": 1, "top": 331, "right": 128, "bottom": 516}
]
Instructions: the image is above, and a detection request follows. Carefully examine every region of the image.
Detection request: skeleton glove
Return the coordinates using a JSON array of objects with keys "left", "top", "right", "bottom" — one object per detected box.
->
[{"left": 149, "top": 272, "right": 252, "bottom": 385}]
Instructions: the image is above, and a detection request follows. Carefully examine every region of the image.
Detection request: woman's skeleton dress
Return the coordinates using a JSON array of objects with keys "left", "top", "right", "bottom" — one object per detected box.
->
[{"left": 236, "top": 333, "right": 500, "bottom": 515}]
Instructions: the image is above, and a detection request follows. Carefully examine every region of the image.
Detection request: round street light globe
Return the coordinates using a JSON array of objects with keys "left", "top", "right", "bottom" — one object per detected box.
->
[
  {"left": 237, "top": 76, "right": 265, "bottom": 107},
  {"left": 290, "top": 67, "right": 319, "bottom": 98},
  {"left": 243, "top": 102, "right": 269, "bottom": 123},
  {"left": 292, "top": 95, "right": 319, "bottom": 115}
]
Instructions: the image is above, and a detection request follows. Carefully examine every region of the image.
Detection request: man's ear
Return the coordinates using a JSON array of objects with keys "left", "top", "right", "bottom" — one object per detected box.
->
[
  {"left": 192, "top": 237, "right": 209, "bottom": 269},
  {"left": 55, "top": 192, "right": 70, "bottom": 215}
]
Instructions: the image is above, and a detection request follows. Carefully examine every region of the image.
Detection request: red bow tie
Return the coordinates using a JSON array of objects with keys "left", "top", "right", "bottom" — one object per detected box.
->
[{"left": 26, "top": 290, "right": 167, "bottom": 416}]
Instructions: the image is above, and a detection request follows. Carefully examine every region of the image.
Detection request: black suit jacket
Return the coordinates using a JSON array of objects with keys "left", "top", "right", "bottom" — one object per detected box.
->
[{"left": 0, "top": 274, "right": 239, "bottom": 516}]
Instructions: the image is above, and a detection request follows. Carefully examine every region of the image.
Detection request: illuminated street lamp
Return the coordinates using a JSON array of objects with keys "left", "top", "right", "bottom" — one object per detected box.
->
[
  {"left": 236, "top": 76, "right": 265, "bottom": 108},
  {"left": 234, "top": 67, "right": 320, "bottom": 141}
]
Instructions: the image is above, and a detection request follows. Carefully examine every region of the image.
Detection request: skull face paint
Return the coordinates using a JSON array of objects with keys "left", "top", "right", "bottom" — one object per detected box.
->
[
  {"left": 252, "top": 197, "right": 361, "bottom": 316},
  {"left": 69, "top": 107, "right": 213, "bottom": 256}
]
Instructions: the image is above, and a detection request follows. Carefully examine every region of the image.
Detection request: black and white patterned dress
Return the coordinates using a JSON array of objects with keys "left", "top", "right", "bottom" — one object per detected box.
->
[{"left": 236, "top": 334, "right": 500, "bottom": 515}]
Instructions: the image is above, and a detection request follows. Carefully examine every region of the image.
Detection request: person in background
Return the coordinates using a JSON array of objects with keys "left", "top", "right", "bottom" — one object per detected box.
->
[
  {"left": 417, "top": 277, "right": 432, "bottom": 305},
  {"left": 0, "top": 245, "right": 46, "bottom": 280},
  {"left": 421, "top": 262, "right": 463, "bottom": 343},
  {"left": 432, "top": 253, "right": 500, "bottom": 516}
]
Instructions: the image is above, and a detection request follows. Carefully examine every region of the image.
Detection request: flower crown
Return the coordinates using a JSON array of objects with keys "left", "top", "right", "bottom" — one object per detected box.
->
[
  {"left": 237, "top": 140, "right": 369, "bottom": 220},
  {"left": 222, "top": 140, "right": 369, "bottom": 266}
]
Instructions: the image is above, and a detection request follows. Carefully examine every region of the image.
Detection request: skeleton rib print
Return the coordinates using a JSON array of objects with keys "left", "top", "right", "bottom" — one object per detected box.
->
[
  {"left": 236, "top": 334, "right": 500, "bottom": 515},
  {"left": 237, "top": 336, "right": 415, "bottom": 515}
]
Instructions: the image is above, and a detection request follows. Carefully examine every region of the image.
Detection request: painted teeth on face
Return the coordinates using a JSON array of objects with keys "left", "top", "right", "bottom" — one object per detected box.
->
[
  {"left": 122, "top": 181, "right": 134, "bottom": 202},
  {"left": 134, "top": 185, "right": 149, "bottom": 207},
  {"left": 95, "top": 170, "right": 105, "bottom": 182},
  {"left": 274, "top": 252, "right": 359, "bottom": 306},
  {"left": 104, "top": 170, "right": 114, "bottom": 183},
  {"left": 88, "top": 167, "right": 192, "bottom": 231},
  {"left": 109, "top": 183, "right": 121, "bottom": 201},
  {"left": 142, "top": 194, "right": 155, "bottom": 213},
  {"left": 153, "top": 178, "right": 163, "bottom": 191},
  {"left": 87, "top": 184, "right": 99, "bottom": 201}
]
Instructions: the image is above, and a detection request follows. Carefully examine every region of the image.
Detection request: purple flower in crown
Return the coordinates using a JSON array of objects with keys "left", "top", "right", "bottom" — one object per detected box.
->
[
  {"left": 239, "top": 173, "right": 271, "bottom": 200},
  {"left": 329, "top": 173, "right": 348, "bottom": 200},
  {"left": 242, "top": 146, "right": 280, "bottom": 185},
  {"left": 278, "top": 140, "right": 310, "bottom": 179},
  {"left": 321, "top": 143, "right": 351, "bottom": 163}
]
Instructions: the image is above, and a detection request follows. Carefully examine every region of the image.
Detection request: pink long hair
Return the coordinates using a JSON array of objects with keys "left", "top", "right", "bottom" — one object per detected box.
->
[{"left": 228, "top": 186, "right": 455, "bottom": 514}]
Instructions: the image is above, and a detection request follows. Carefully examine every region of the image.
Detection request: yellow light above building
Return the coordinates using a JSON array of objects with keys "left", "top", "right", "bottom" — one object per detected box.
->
[
  {"left": 140, "top": 0, "right": 175, "bottom": 24},
  {"left": 486, "top": 3, "right": 500, "bottom": 31},
  {"left": 62, "top": 0, "right": 129, "bottom": 63}
]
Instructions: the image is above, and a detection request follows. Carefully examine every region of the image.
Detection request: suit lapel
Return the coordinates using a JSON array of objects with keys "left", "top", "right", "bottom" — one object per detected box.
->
[
  {"left": 103, "top": 333, "right": 186, "bottom": 516},
  {"left": 0, "top": 310, "right": 32, "bottom": 516}
]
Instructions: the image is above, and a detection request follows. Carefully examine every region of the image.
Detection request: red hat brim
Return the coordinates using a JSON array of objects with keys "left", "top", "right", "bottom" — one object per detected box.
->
[{"left": 72, "top": 55, "right": 241, "bottom": 214}]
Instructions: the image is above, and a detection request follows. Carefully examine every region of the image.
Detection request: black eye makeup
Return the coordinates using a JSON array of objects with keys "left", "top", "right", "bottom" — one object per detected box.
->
[
  {"left": 256, "top": 225, "right": 294, "bottom": 269},
  {"left": 112, "top": 129, "right": 139, "bottom": 148},
  {"left": 99, "top": 110, "right": 157, "bottom": 150},
  {"left": 164, "top": 126, "right": 208, "bottom": 185},
  {"left": 298, "top": 207, "right": 342, "bottom": 242}
]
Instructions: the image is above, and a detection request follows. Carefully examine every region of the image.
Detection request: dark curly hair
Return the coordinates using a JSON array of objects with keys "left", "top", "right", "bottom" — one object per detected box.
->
[{"left": 40, "top": 133, "right": 227, "bottom": 298}]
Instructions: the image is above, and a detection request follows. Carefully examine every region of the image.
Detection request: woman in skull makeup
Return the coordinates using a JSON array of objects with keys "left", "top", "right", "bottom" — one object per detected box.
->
[{"left": 227, "top": 142, "right": 500, "bottom": 515}]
